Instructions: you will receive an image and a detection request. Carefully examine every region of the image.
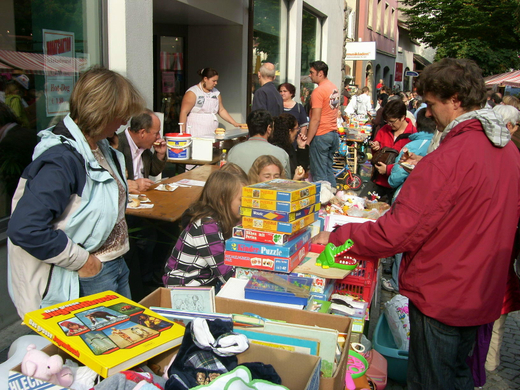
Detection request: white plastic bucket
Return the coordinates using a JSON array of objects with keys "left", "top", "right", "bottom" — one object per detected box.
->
[{"left": 165, "top": 133, "right": 192, "bottom": 160}]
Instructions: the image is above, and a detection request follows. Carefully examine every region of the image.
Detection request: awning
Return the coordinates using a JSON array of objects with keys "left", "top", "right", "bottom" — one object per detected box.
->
[
  {"left": 0, "top": 50, "right": 87, "bottom": 75},
  {"left": 484, "top": 70, "right": 520, "bottom": 88},
  {"left": 0, "top": 60, "right": 13, "bottom": 72},
  {"left": 413, "top": 54, "right": 431, "bottom": 67}
]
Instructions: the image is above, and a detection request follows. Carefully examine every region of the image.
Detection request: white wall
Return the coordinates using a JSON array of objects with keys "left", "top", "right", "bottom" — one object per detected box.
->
[
  {"left": 187, "top": 24, "right": 248, "bottom": 128},
  {"left": 108, "top": 0, "right": 154, "bottom": 108},
  {"left": 304, "top": 0, "right": 345, "bottom": 89}
]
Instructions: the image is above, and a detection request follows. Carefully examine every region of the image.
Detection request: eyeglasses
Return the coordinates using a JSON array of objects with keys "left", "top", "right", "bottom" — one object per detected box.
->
[{"left": 387, "top": 118, "right": 401, "bottom": 125}]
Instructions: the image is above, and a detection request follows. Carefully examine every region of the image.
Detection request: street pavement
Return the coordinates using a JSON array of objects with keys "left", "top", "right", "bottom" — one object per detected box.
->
[{"left": 379, "top": 288, "right": 520, "bottom": 390}]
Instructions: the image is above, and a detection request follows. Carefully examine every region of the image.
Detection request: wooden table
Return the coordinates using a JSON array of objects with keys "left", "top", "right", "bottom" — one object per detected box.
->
[{"left": 126, "top": 164, "right": 219, "bottom": 222}]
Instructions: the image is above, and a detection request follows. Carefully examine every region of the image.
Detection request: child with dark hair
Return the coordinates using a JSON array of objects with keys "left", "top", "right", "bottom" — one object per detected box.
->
[
  {"left": 271, "top": 113, "right": 309, "bottom": 179},
  {"left": 163, "top": 170, "right": 248, "bottom": 288}
]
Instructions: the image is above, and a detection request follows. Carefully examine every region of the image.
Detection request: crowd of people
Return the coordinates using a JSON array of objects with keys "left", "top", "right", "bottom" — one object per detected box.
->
[{"left": 3, "top": 56, "right": 520, "bottom": 389}]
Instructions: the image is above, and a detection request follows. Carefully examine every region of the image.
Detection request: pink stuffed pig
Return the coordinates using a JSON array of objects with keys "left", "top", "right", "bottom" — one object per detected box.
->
[{"left": 21, "top": 344, "right": 74, "bottom": 387}]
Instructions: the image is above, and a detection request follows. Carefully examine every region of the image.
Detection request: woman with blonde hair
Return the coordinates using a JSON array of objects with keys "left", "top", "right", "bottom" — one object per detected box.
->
[
  {"left": 248, "top": 155, "right": 286, "bottom": 184},
  {"left": 8, "top": 66, "right": 144, "bottom": 317}
]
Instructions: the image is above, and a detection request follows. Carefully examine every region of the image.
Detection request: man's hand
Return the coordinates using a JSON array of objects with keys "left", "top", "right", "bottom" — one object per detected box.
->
[
  {"left": 370, "top": 140, "right": 381, "bottom": 151},
  {"left": 375, "top": 162, "right": 387, "bottom": 175},
  {"left": 153, "top": 140, "right": 167, "bottom": 160},
  {"left": 312, "top": 231, "right": 331, "bottom": 245},
  {"left": 78, "top": 254, "right": 102, "bottom": 278},
  {"left": 128, "top": 180, "right": 140, "bottom": 194},
  {"left": 135, "top": 178, "right": 155, "bottom": 192}
]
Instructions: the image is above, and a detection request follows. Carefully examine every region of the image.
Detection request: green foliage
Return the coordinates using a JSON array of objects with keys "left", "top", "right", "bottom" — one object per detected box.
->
[{"left": 401, "top": 0, "right": 520, "bottom": 76}]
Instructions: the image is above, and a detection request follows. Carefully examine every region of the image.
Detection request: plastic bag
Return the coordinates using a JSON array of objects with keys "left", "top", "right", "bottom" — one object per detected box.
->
[{"left": 383, "top": 294, "right": 410, "bottom": 351}]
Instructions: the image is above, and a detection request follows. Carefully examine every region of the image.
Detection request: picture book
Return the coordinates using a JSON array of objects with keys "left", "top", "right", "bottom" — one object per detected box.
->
[
  {"left": 263, "top": 321, "right": 339, "bottom": 377},
  {"left": 149, "top": 307, "right": 232, "bottom": 327},
  {"left": 224, "top": 243, "right": 310, "bottom": 273},
  {"left": 234, "top": 328, "right": 320, "bottom": 356},
  {"left": 240, "top": 203, "right": 320, "bottom": 222},
  {"left": 244, "top": 273, "right": 312, "bottom": 306},
  {"left": 232, "top": 226, "right": 305, "bottom": 245},
  {"left": 242, "top": 211, "right": 318, "bottom": 234},
  {"left": 23, "top": 291, "right": 185, "bottom": 378},
  {"left": 169, "top": 286, "right": 215, "bottom": 313},
  {"left": 226, "top": 229, "right": 311, "bottom": 258},
  {"left": 242, "top": 179, "right": 320, "bottom": 202},
  {"left": 241, "top": 194, "right": 318, "bottom": 212}
]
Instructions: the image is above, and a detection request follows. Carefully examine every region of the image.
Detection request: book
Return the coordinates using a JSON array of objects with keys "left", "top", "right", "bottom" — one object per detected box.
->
[
  {"left": 169, "top": 286, "right": 215, "bottom": 313},
  {"left": 263, "top": 321, "right": 339, "bottom": 377},
  {"left": 305, "top": 299, "right": 332, "bottom": 313},
  {"left": 242, "top": 211, "right": 318, "bottom": 234},
  {"left": 23, "top": 291, "right": 185, "bottom": 378},
  {"left": 149, "top": 307, "right": 232, "bottom": 327},
  {"left": 232, "top": 226, "right": 305, "bottom": 245},
  {"left": 234, "top": 328, "right": 320, "bottom": 355},
  {"left": 241, "top": 194, "right": 318, "bottom": 212},
  {"left": 244, "top": 273, "right": 312, "bottom": 306},
  {"left": 226, "top": 228, "right": 311, "bottom": 258},
  {"left": 224, "top": 243, "right": 310, "bottom": 273},
  {"left": 240, "top": 203, "right": 320, "bottom": 222},
  {"left": 216, "top": 278, "right": 305, "bottom": 310},
  {"left": 242, "top": 179, "right": 320, "bottom": 202}
]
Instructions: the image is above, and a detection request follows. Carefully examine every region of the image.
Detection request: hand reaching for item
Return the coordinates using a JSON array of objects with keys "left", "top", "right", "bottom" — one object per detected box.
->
[{"left": 375, "top": 162, "right": 387, "bottom": 175}]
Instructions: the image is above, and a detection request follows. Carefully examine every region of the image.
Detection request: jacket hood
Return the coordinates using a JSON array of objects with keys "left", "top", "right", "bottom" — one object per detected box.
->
[
  {"left": 409, "top": 132, "right": 434, "bottom": 141},
  {"left": 441, "top": 108, "right": 510, "bottom": 148}
]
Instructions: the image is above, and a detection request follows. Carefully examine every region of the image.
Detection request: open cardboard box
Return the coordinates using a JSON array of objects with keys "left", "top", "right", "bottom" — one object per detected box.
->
[{"left": 141, "top": 287, "right": 352, "bottom": 390}]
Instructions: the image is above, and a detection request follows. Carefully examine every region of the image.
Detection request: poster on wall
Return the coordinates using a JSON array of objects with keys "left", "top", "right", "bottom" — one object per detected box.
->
[
  {"left": 43, "top": 29, "right": 75, "bottom": 117},
  {"left": 162, "top": 72, "right": 176, "bottom": 93},
  {"left": 395, "top": 62, "right": 403, "bottom": 82}
]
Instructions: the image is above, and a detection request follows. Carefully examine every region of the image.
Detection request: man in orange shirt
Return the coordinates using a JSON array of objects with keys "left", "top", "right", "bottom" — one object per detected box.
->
[{"left": 306, "top": 61, "right": 341, "bottom": 186}]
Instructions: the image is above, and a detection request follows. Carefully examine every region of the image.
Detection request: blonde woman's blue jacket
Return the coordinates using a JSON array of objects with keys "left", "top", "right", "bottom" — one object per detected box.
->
[{"left": 7, "top": 114, "right": 128, "bottom": 318}]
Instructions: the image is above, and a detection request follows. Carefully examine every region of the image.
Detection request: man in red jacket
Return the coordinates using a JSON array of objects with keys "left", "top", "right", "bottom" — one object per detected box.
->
[{"left": 314, "top": 58, "right": 520, "bottom": 389}]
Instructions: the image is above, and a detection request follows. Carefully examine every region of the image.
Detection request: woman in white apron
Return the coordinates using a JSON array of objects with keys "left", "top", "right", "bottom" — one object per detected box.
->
[{"left": 179, "top": 68, "right": 241, "bottom": 137}]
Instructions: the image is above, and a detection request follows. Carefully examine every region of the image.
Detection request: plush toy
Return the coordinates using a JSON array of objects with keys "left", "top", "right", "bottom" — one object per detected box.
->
[{"left": 21, "top": 344, "right": 74, "bottom": 387}]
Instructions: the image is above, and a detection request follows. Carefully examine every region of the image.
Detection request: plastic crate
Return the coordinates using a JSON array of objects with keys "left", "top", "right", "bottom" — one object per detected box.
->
[
  {"left": 347, "top": 256, "right": 377, "bottom": 283},
  {"left": 333, "top": 258, "right": 378, "bottom": 305},
  {"left": 373, "top": 314, "right": 409, "bottom": 385}
]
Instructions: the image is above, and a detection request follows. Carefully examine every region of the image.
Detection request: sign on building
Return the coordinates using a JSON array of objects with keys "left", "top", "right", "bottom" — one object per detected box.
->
[
  {"left": 395, "top": 62, "right": 403, "bottom": 82},
  {"left": 345, "top": 42, "right": 376, "bottom": 61}
]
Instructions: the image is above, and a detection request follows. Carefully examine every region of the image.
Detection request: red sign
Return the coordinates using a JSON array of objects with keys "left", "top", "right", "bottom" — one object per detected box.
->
[{"left": 395, "top": 62, "right": 403, "bottom": 82}]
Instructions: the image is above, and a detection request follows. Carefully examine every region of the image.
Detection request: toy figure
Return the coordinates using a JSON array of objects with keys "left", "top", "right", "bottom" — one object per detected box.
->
[
  {"left": 21, "top": 344, "right": 74, "bottom": 387},
  {"left": 316, "top": 239, "right": 358, "bottom": 270}
]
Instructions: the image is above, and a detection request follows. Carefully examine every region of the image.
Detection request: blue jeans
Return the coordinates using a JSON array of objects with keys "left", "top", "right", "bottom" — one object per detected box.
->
[
  {"left": 408, "top": 301, "right": 478, "bottom": 390},
  {"left": 79, "top": 257, "right": 132, "bottom": 299},
  {"left": 389, "top": 253, "right": 402, "bottom": 291},
  {"left": 310, "top": 131, "right": 340, "bottom": 186}
]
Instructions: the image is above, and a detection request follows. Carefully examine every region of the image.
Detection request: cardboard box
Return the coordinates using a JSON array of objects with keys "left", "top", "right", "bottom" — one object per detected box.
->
[
  {"left": 242, "top": 211, "right": 318, "bottom": 234},
  {"left": 242, "top": 179, "right": 319, "bottom": 202},
  {"left": 210, "top": 289, "right": 352, "bottom": 390},
  {"left": 10, "top": 290, "right": 321, "bottom": 390},
  {"left": 224, "top": 243, "right": 310, "bottom": 273},
  {"left": 241, "top": 194, "right": 318, "bottom": 212},
  {"left": 226, "top": 229, "right": 311, "bottom": 258},
  {"left": 141, "top": 288, "right": 321, "bottom": 390},
  {"left": 10, "top": 342, "right": 320, "bottom": 390},
  {"left": 240, "top": 203, "right": 320, "bottom": 222}
]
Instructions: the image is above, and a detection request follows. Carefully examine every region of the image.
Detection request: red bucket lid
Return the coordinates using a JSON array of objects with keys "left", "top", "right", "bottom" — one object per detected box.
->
[{"left": 165, "top": 133, "right": 192, "bottom": 137}]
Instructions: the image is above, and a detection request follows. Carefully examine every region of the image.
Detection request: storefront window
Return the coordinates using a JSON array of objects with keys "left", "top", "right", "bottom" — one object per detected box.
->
[
  {"left": 0, "top": 0, "right": 103, "bottom": 219},
  {"left": 252, "top": 0, "right": 287, "bottom": 100},
  {"left": 159, "top": 36, "right": 184, "bottom": 134},
  {"left": 300, "top": 9, "right": 321, "bottom": 109}
]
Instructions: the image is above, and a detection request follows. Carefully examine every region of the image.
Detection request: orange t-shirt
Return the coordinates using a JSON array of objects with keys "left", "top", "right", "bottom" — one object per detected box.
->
[{"left": 310, "top": 79, "right": 340, "bottom": 136}]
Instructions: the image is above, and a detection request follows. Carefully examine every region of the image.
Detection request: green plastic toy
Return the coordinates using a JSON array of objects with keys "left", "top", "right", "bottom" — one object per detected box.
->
[{"left": 316, "top": 239, "right": 358, "bottom": 270}]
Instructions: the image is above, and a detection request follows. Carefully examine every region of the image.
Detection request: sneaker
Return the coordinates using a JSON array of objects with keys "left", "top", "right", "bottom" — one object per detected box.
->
[{"left": 381, "top": 278, "right": 396, "bottom": 292}]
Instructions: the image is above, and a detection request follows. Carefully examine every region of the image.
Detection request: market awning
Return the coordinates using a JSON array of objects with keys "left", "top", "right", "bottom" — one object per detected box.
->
[
  {"left": 413, "top": 54, "right": 431, "bottom": 67},
  {"left": 0, "top": 60, "right": 13, "bottom": 72},
  {"left": 0, "top": 50, "right": 86, "bottom": 75},
  {"left": 485, "top": 70, "right": 520, "bottom": 88}
]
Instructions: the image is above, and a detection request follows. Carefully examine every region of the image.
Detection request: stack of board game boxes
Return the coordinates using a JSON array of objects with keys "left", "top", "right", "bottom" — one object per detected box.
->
[{"left": 225, "top": 179, "right": 321, "bottom": 274}]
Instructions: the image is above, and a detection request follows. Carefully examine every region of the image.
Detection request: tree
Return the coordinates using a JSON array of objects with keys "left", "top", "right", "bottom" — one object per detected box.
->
[{"left": 400, "top": 0, "right": 520, "bottom": 76}]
